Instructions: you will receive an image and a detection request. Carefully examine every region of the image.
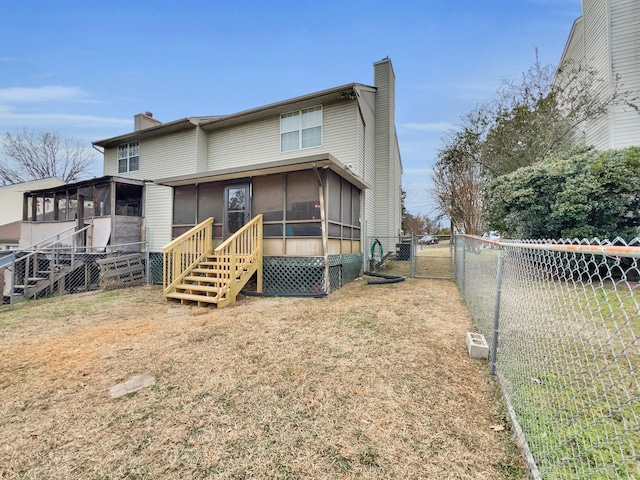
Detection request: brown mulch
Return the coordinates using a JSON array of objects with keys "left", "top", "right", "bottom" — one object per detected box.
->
[{"left": 0, "top": 277, "right": 523, "bottom": 479}]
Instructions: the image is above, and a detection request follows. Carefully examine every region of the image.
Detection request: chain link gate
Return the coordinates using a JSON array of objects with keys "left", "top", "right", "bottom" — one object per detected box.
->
[{"left": 413, "top": 234, "right": 454, "bottom": 279}]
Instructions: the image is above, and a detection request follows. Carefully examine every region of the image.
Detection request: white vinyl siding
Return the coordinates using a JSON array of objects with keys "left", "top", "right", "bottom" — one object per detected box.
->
[
  {"left": 557, "top": 0, "right": 640, "bottom": 150},
  {"left": 208, "top": 102, "right": 357, "bottom": 171},
  {"left": 610, "top": 0, "right": 640, "bottom": 147},
  {"left": 145, "top": 184, "right": 173, "bottom": 252},
  {"left": 583, "top": 0, "right": 612, "bottom": 150},
  {"left": 558, "top": 18, "right": 587, "bottom": 146}
]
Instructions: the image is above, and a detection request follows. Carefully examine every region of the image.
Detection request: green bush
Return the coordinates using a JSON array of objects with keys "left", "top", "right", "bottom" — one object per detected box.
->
[{"left": 486, "top": 147, "right": 640, "bottom": 240}]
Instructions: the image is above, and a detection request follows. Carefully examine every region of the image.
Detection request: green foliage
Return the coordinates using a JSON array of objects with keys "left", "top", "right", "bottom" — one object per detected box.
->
[{"left": 486, "top": 147, "right": 640, "bottom": 239}]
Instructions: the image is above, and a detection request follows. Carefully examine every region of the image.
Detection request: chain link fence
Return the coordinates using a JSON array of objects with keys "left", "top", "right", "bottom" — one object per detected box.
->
[
  {"left": 455, "top": 235, "right": 640, "bottom": 479},
  {"left": 1, "top": 242, "right": 150, "bottom": 309},
  {"left": 366, "top": 234, "right": 453, "bottom": 279}
]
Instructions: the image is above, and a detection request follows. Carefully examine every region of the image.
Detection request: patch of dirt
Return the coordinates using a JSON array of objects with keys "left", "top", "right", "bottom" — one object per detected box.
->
[{"left": 0, "top": 279, "right": 524, "bottom": 479}]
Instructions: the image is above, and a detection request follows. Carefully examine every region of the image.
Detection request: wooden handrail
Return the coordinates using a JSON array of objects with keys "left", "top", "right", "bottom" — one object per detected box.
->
[
  {"left": 211, "top": 214, "right": 263, "bottom": 302},
  {"left": 162, "top": 215, "right": 263, "bottom": 306},
  {"left": 162, "top": 217, "right": 213, "bottom": 293},
  {"left": 162, "top": 217, "right": 214, "bottom": 252}
]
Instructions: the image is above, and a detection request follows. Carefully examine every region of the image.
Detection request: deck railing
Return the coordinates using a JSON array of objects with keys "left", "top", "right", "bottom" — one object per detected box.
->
[
  {"left": 211, "top": 214, "right": 263, "bottom": 303},
  {"left": 162, "top": 217, "right": 213, "bottom": 294}
]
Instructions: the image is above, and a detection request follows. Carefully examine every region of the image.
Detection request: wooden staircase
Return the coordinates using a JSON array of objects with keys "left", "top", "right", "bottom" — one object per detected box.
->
[
  {"left": 163, "top": 215, "right": 263, "bottom": 308},
  {"left": 14, "top": 257, "right": 85, "bottom": 300}
]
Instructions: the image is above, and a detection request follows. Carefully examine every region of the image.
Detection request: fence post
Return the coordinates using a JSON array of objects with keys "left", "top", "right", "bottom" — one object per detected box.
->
[
  {"left": 145, "top": 228, "right": 151, "bottom": 285},
  {"left": 490, "top": 249, "right": 504, "bottom": 376},
  {"left": 410, "top": 233, "right": 415, "bottom": 278},
  {"left": 9, "top": 252, "right": 15, "bottom": 311},
  {"left": 460, "top": 237, "right": 466, "bottom": 297}
]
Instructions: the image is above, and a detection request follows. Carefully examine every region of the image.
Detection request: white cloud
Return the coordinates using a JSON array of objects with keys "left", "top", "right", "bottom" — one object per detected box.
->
[
  {"left": 401, "top": 122, "right": 456, "bottom": 132},
  {"left": 0, "top": 106, "right": 131, "bottom": 128},
  {"left": 0, "top": 85, "right": 95, "bottom": 103}
]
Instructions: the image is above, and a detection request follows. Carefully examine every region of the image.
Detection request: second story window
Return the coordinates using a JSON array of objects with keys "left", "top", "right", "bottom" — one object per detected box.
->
[
  {"left": 117, "top": 141, "right": 140, "bottom": 173},
  {"left": 281, "top": 106, "right": 322, "bottom": 152}
]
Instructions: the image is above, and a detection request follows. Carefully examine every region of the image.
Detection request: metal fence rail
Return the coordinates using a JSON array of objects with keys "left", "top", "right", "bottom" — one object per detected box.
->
[{"left": 455, "top": 236, "right": 640, "bottom": 479}]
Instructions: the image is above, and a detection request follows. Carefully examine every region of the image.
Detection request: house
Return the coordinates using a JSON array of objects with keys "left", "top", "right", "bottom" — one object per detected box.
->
[
  {"left": 0, "top": 178, "right": 65, "bottom": 249},
  {"left": 556, "top": 0, "right": 640, "bottom": 149},
  {"left": 23, "top": 58, "right": 402, "bottom": 305}
]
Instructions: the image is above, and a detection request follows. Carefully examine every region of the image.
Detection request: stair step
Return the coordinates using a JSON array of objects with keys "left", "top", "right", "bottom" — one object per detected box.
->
[
  {"left": 175, "top": 284, "right": 222, "bottom": 294},
  {"left": 27, "top": 277, "right": 48, "bottom": 282},
  {"left": 165, "top": 291, "right": 221, "bottom": 304},
  {"left": 191, "top": 268, "right": 230, "bottom": 275},
  {"left": 182, "top": 275, "right": 226, "bottom": 285}
]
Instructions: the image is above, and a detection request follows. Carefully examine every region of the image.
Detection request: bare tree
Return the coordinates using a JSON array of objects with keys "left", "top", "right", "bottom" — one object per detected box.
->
[
  {"left": 0, "top": 129, "right": 98, "bottom": 185},
  {"left": 431, "top": 125, "right": 486, "bottom": 235},
  {"left": 402, "top": 212, "right": 440, "bottom": 236}
]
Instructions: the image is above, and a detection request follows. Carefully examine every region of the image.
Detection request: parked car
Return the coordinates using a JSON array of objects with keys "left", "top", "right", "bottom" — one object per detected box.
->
[
  {"left": 418, "top": 234, "right": 439, "bottom": 245},
  {"left": 482, "top": 231, "right": 500, "bottom": 241}
]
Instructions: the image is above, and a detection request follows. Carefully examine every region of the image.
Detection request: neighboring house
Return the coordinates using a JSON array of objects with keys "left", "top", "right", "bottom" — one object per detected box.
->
[
  {"left": 0, "top": 178, "right": 65, "bottom": 249},
  {"left": 0, "top": 221, "right": 20, "bottom": 251},
  {"left": 557, "top": 0, "right": 640, "bottom": 149},
  {"left": 21, "top": 175, "right": 146, "bottom": 249},
  {"left": 75, "top": 57, "right": 402, "bottom": 297}
]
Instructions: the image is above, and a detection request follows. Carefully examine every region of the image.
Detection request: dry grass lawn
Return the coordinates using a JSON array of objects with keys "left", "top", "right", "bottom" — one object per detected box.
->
[{"left": 0, "top": 274, "right": 524, "bottom": 479}]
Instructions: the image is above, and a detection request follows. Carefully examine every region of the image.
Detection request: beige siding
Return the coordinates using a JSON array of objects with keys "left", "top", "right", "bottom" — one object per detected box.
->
[
  {"left": 0, "top": 178, "right": 65, "bottom": 226},
  {"left": 196, "top": 126, "right": 208, "bottom": 173},
  {"left": 145, "top": 184, "right": 173, "bottom": 252},
  {"left": 103, "top": 148, "right": 117, "bottom": 175},
  {"left": 207, "top": 101, "right": 357, "bottom": 171},
  {"left": 104, "top": 129, "right": 198, "bottom": 180},
  {"left": 359, "top": 89, "right": 377, "bottom": 240},
  {"left": 373, "top": 58, "right": 399, "bottom": 253}
]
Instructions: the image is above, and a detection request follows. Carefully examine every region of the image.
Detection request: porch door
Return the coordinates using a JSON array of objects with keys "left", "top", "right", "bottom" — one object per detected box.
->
[{"left": 224, "top": 184, "right": 251, "bottom": 238}]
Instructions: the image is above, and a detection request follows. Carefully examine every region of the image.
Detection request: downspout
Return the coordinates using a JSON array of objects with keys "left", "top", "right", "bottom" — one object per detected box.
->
[{"left": 313, "top": 164, "right": 330, "bottom": 293}]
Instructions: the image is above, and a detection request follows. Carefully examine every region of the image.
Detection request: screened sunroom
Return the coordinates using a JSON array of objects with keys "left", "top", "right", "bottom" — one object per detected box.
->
[
  {"left": 21, "top": 176, "right": 146, "bottom": 250},
  {"left": 157, "top": 155, "right": 367, "bottom": 293}
]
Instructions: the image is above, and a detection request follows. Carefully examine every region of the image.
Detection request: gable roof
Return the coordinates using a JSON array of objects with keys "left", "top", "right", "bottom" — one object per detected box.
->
[{"left": 92, "top": 83, "right": 374, "bottom": 149}]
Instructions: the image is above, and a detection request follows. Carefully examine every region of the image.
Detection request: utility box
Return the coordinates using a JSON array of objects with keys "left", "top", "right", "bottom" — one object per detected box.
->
[{"left": 396, "top": 243, "right": 411, "bottom": 261}]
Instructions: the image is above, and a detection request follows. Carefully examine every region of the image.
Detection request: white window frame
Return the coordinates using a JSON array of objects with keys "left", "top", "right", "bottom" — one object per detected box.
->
[
  {"left": 280, "top": 106, "right": 322, "bottom": 152},
  {"left": 117, "top": 141, "right": 140, "bottom": 173}
]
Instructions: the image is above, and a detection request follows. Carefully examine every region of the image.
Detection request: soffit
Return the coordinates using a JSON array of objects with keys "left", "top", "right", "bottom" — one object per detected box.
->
[{"left": 153, "top": 153, "right": 369, "bottom": 190}]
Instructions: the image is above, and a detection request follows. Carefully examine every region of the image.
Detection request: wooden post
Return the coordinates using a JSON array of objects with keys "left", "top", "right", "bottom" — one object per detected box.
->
[{"left": 77, "top": 193, "right": 85, "bottom": 247}]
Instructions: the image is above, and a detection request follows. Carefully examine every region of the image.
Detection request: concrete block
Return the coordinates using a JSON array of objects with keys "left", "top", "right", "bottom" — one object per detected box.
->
[{"left": 466, "top": 332, "right": 489, "bottom": 359}]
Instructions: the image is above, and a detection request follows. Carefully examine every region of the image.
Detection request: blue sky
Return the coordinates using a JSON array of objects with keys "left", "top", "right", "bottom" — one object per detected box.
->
[{"left": 1, "top": 0, "right": 582, "bottom": 216}]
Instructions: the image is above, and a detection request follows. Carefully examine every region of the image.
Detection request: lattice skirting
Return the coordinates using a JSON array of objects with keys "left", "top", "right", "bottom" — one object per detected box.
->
[
  {"left": 264, "top": 254, "right": 363, "bottom": 294},
  {"left": 153, "top": 253, "right": 364, "bottom": 294},
  {"left": 149, "top": 252, "right": 163, "bottom": 284}
]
